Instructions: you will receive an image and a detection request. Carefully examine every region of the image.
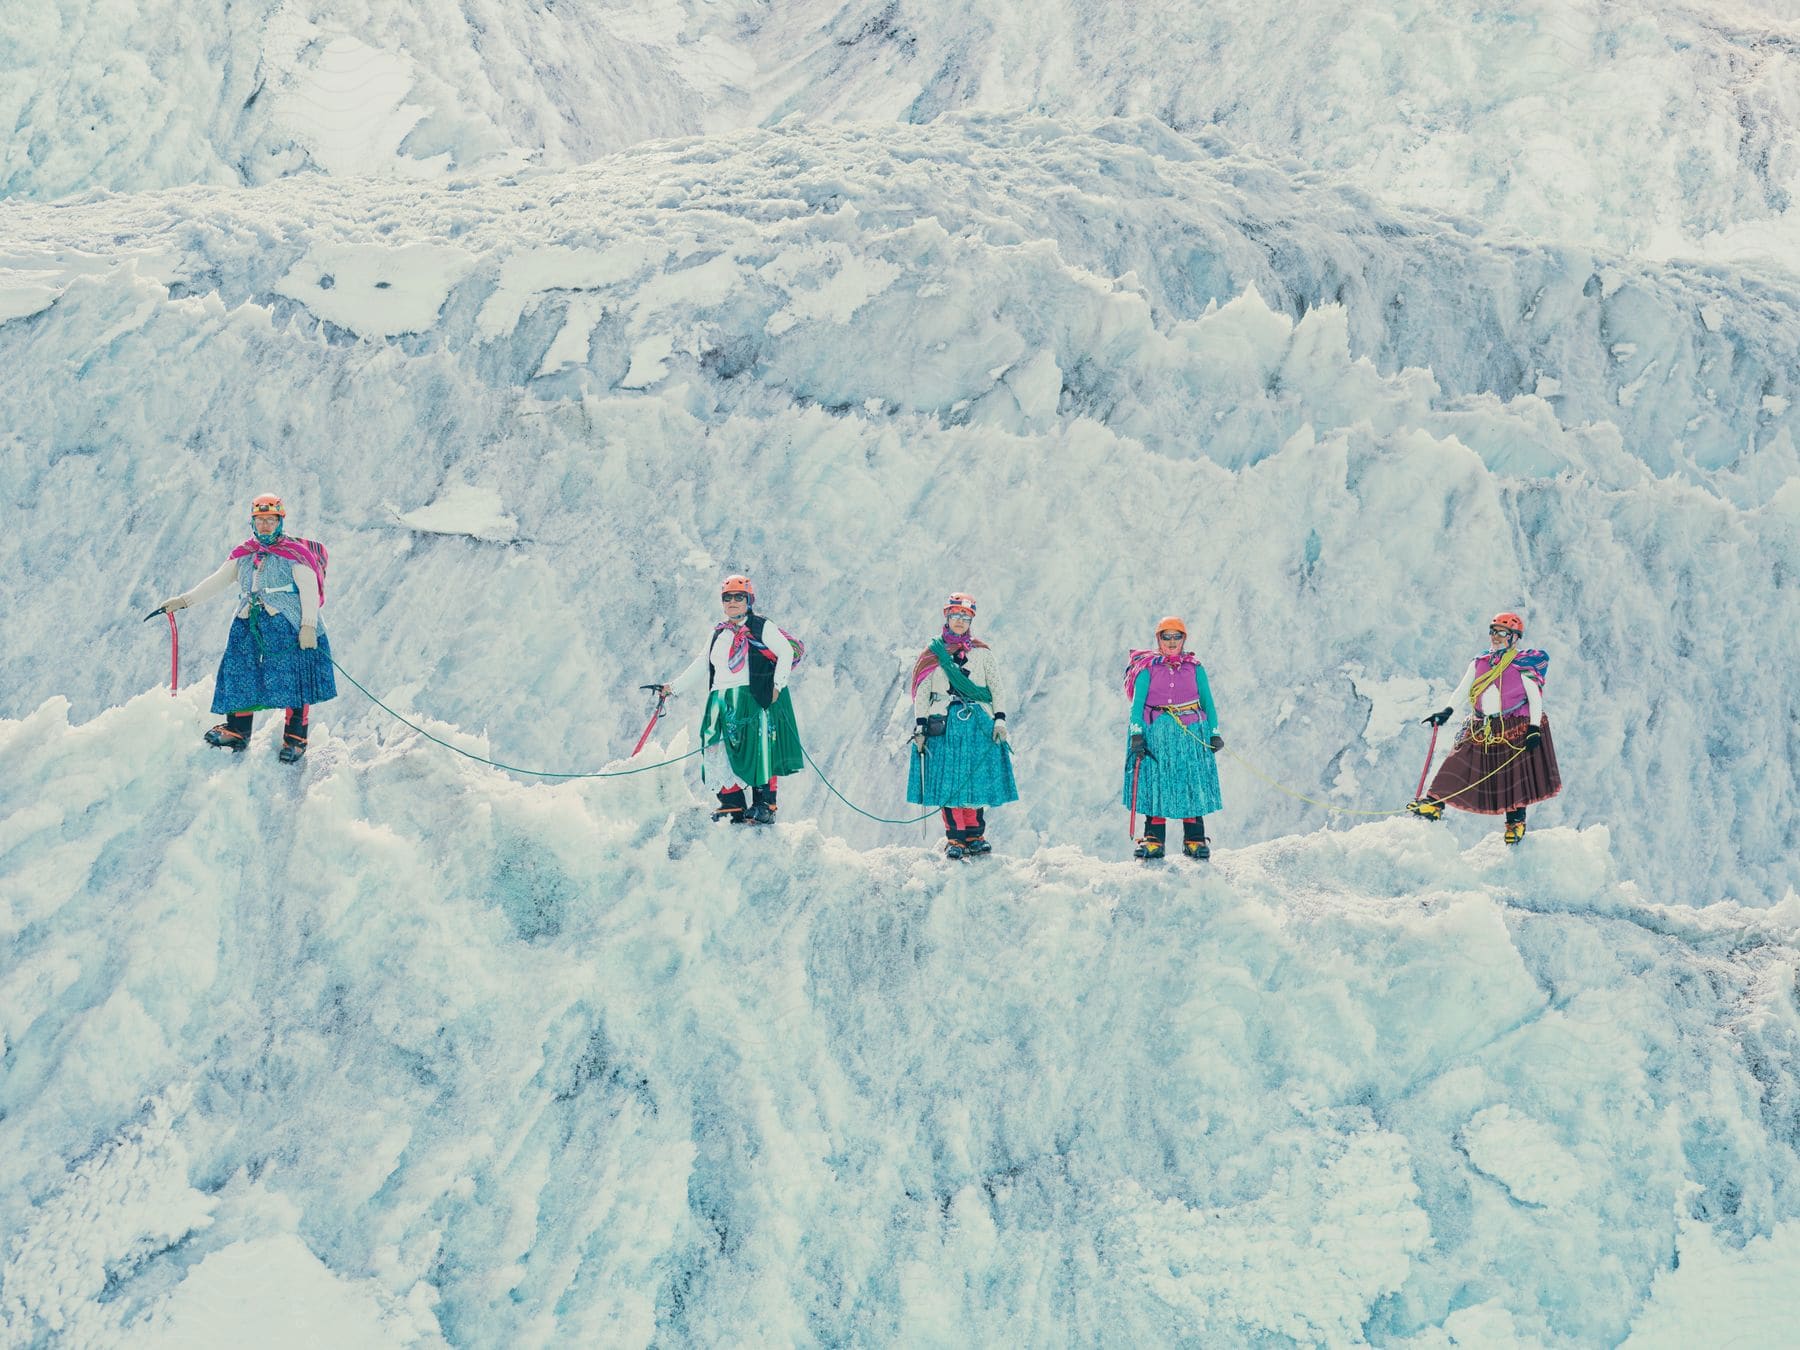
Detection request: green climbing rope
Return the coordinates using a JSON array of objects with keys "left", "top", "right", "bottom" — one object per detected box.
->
[{"left": 331, "top": 658, "right": 703, "bottom": 780}]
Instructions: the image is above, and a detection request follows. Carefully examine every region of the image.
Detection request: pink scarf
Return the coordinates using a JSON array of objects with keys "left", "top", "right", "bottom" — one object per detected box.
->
[
  {"left": 1122, "top": 649, "right": 1197, "bottom": 700},
  {"left": 230, "top": 537, "right": 324, "bottom": 606},
  {"left": 713, "top": 620, "right": 754, "bottom": 672}
]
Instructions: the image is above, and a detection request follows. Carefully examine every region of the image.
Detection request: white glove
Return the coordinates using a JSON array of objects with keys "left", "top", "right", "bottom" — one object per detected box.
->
[
  {"left": 159, "top": 595, "right": 189, "bottom": 613},
  {"left": 298, "top": 624, "right": 317, "bottom": 650},
  {"left": 992, "top": 720, "right": 1009, "bottom": 745}
]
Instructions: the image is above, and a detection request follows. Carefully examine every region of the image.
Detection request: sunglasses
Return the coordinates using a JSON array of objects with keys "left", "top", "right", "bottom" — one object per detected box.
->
[
  {"left": 721, "top": 592, "right": 751, "bottom": 603},
  {"left": 1489, "top": 626, "right": 1512, "bottom": 636},
  {"left": 1157, "top": 632, "right": 1185, "bottom": 642}
]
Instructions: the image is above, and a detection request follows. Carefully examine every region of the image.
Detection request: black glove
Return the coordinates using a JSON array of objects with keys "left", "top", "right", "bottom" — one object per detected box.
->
[
  {"left": 1208, "top": 734, "right": 1224, "bottom": 751},
  {"left": 1422, "top": 707, "right": 1455, "bottom": 727},
  {"left": 1127, "top": 732, "right": 1154, "bottom": 765},
  {"left": 1523, "top": 726, "right": 1543, "bottom": 750}
]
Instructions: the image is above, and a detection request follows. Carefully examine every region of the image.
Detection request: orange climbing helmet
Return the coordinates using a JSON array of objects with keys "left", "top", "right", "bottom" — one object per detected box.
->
[
  {"left": 720, "top": 574, "right": 755, "bottom": 599},
  {"left": 1489, "top": 611, "right": 1524, "bottom": 635},
  {"left": 1155, "top": 616, "right": 1187, "bottom": 640},
  {"left": 944, "top": 592, "right": 977, "bottom": 617},
  {"left": 250, "top": 493, "right": 286, "bottom": 519}
]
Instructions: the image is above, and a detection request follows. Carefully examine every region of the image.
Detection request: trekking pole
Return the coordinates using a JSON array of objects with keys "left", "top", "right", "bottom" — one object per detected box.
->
[
  {"left": 1414, "top": 723, "right": 1441, "bottom": 800},
  {"left": 143, "top": 608, "right": 179, "bottom": 695},
  {"left": 631, "top": 685, "right": 669, "bottom": 757}
]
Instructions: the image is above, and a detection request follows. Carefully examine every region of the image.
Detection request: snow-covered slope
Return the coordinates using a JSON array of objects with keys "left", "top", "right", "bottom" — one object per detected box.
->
[
  {"left": 2, "top": 119, "right": 1795, "bottom": 908},
  {"left": 6, "top": 14, "right": 1800, "bottom": 1346},
  {"left": 4, "top": 689, "right": 1800, "bottom": 1345},
  {"left": 7, "top": 1, "right": 1800, "bottom": 260}
]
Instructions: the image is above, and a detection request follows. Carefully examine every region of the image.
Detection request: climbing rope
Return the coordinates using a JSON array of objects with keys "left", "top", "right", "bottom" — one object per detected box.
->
[
  {"left": 801, "top": 743, "right": 942, "bottom": 826},
  {"left": 338, "top": 650, "right": 1520, "bottom": 825},
  {"left": 337, "top": 657, "right": 952, "bottom": 821},
  {"left": 1167, "top": 714, "right": 1526, "bottom": 818},
  {"left": 331, "top": 658, "right": 703, "bottom": 780}
]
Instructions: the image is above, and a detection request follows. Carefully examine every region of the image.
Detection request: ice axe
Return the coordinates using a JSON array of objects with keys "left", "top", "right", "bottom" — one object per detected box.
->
[
  {"left": 631, "top": 684, "right": 669, "bottom": 757},
  {"left": 1414, "top": 721, "right": 1441, "bottom": 801},
  {"left": 143, "top": 608, "right": 179, "bottom": 696}
]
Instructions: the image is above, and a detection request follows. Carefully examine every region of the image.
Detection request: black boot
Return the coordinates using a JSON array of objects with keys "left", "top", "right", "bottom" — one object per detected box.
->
[
  {"left": 1504, "top": 808, "right": 1527, "bottom": 845},
  {"left": 278, "top": 706, "right": 309, "bottom": 763},
  {"left": 1134, "top": 818, "right": 1168, "bottom": 860},
  {"left": 1182, "top": 817, "right": 1210, "bottom": 860},
  {"left": 966, "top": 809, "right": 991, "bottom": 855},
  {"left": 205, "top": 711, "right": 254, "bottom": 752},
  {"left": 745, "top": 785, "right": 776, "bottom": 825},
  {"left": 713, "top": 786, "right": 747, "bottom": 822}
]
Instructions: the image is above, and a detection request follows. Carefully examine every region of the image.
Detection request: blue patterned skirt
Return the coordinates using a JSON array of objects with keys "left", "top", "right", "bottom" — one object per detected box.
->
[
  {"left": 1121, "top": 713, "right": 1222, "bottom": 818},
  {"left": 212, "top": 612, "right": 338, "bottom": 714},
  {"left": 907, "top": 701, "right": 1019, "bottom": 808}
]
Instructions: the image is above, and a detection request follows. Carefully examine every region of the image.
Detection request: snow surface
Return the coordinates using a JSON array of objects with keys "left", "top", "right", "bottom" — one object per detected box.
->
[
  {"left": 3, "top": 690, "right": 1800, "bottom": 1345},
  {"left": 4, "top": 7, "right": 1800, "bottom": 1348}
]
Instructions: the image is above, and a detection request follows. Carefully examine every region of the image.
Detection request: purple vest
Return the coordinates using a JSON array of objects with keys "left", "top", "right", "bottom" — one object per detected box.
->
[
  {"left": 1473, "top": 652, "right": 1530, "bottom": 714},
  {"left": 1147, "top": 664, "right": 1204, "bottom": 726}
]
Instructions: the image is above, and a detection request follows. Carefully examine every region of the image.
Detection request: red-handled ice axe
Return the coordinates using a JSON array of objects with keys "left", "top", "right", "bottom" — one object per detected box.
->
[
  {"left": 632, "top": 685, "right": 669, "bottom": 757},
  {"left": 1414, "top": 722, "right": 1441, "bottom": 800},
  {"left": 143, "top": 608, "right": 179, "bottom": 695}
]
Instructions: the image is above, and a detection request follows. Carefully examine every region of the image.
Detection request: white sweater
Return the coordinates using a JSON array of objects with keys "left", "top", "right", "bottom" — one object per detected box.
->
[
  {"left": 912, "top": 644, "right": 1006, "bottom": 721},
  {"left": 181, "top": 557, "right": 320, "bottom": 628},
  {"left": 667, "top": 619, "right": 793, "bottom": 701},
  {"left": 1446, "top": 656, "right": 1543, "bottom": 724}
]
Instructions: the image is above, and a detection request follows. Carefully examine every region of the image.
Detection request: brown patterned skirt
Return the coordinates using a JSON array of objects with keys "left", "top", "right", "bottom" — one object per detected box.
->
[{"left": 1425, "top": 713, "right": 1561, "bottom": 815}]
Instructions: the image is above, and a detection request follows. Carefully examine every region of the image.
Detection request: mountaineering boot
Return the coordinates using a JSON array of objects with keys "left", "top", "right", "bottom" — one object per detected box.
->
[
  {"left": 712, "top": 786, "right": 748, "bottom": 823},
  {"left": 278, "top": 707, "right": 308, "bottom": 763},
  {"left": 1183, "top": 838, "right": 1211, "bottom": 861},
  {"left": 965, "top": 836, "right": 992, "bottom": 856},
  {"left": 1133, "top": 837, "right": 1166, "bottom": 861},
  {"left": 945, "top": 841, "right": 968, "bottom": 860},
  {"left": 745, "top": 786, "right": 776, "bottom": 825},
  {"left": 1407, "top": 797, "right": 1445, "bottom": 821},
  {"left": 205, "top": 711, "right": 254, "bottom": 752},
  {"left": 1504, "top": 809, "right": 1527, "bottom": 845}
]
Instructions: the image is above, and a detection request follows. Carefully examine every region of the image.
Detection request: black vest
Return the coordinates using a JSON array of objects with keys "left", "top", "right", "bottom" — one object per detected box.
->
[{"left": 709, "top": 614, "right": 779, "bottom": 709}]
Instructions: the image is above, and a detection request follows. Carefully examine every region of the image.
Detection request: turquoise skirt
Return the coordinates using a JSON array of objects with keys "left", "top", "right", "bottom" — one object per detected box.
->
[
  {"left": 1121, "top": 714, "right": 1222, "bottom": 818},
  {"left": 907, "top": 702, "right": 1019, "bottom": 808}
]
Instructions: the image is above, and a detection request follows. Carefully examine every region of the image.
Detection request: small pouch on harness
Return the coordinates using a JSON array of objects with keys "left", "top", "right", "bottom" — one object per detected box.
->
[{"left": 924, "top": 714, "right": 948, "bottom": 738}]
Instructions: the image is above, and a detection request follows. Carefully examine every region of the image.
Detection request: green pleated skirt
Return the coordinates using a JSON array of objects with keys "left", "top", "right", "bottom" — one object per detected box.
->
[{"left": 700, "top": 685, "right": 804, "bottom": 787}]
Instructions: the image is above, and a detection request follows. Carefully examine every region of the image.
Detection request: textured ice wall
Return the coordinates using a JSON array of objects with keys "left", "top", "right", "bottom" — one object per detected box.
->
[
  {"left": 1, "top": 120, "right": 1795, "bottom": 907},
  {"left": 3, "top": 689, "right": 1798, "bottom": 1344},
  {"left": 7, "top": 1, "right": 1800, "bottom": 261}
]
